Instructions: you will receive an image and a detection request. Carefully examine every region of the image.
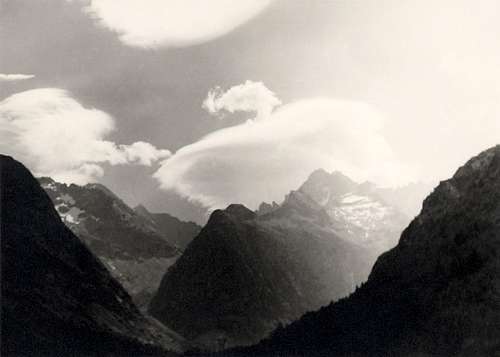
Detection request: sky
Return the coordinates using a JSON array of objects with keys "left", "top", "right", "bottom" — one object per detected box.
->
[{"left": 1, "top": 0, "right": 500, "bottom": 223}]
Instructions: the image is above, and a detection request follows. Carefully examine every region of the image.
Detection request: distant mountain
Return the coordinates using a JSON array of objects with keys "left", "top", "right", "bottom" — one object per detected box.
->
[
  {"left": 256, "top": 169, "right": 416, "bottom": 267},
  {"left": 296, "top": 169, "right": 414, "bottom": 254},
  {"left": 1, "top": 155, "right": 184, "bottom": 356},
  {"left": 236, "top": 145, "right": 500, "bottom": 357},
  {"left": 255, "top": 201, "right": 280, "bottom": 215},
  {"left": 140, "top": 189, "right": 211, "bottom": 226},
  {"left": 135, "top": 204, "right": 201, "bottom": 250},
  {"left": 38, "top": 177, "right": 187, "bottom": 309},
  {"left": 150, "top": 188, "right": 374, "bottom": 350}
]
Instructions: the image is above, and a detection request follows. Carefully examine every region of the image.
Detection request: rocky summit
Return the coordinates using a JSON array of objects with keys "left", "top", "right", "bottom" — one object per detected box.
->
[{"left": 297, "top": 169, "right": 417, "bottom": 255}]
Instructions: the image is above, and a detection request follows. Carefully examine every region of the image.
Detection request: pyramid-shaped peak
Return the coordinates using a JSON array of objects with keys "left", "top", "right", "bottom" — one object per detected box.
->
[
  {"left": 299, "top": 168, "right": 358, "bottom": 203},
  {"left": 308, "top": 168, "right": 331, "bottom": 179},
  {"left": 305, "top": 169, "right": 357, "bottom": 186}
]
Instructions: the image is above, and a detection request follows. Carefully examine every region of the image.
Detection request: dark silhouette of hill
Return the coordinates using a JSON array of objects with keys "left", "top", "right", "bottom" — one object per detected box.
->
[{"left": 1, "top": 155, "right": 183, "bottom": 356}]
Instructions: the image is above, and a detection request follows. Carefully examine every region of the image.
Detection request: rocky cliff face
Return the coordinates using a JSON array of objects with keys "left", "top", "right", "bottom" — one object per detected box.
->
[
  {"left": 38, "top": 177, "right": 183, "bottom": 309},
  {"left": 238, "top": 145, "right": 500, "bottom": 357},
  {"left": 1, "top": 155, "right": 184, "bottom": 356}
]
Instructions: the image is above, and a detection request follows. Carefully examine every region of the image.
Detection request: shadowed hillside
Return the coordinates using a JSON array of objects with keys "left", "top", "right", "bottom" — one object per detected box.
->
[{"left": 1, "top": 155, "right": 183, "bottom": 356}]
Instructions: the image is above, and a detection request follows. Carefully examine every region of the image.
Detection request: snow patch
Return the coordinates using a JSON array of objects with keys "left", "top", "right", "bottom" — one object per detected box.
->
[
  {"left": 41, "top": 182, "right": 56, "bottom": 191},
  {"left": 56, "top": 205, "right": 84, "bottom": 225},
  {"left": 341, "top": 194, "right": 369, "bottom": 204}
]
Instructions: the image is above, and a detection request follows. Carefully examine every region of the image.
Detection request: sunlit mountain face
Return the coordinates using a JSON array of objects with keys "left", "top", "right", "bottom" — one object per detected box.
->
[{"left": 38, "top": 177, "right": 200, "bottom": 309}]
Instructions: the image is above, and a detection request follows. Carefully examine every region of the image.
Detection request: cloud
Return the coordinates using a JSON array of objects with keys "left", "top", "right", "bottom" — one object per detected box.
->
[
  {"left": 202, "top": 80, "right": 282, "bottom": 121},
  {"left": 0, "top": 73, "right": 35, "bottom": 82},
  {"left": 119, "top": 141, "right": 171, "bottom": 166},
  {"left": 82, "top": 0, "right": 273, "bottom": 48},
  {"left": 0, "top": 88, "right": 170, "bottom": 184},
  {"left": 155, "top": 97, "right": 416, "bottom": 210}
]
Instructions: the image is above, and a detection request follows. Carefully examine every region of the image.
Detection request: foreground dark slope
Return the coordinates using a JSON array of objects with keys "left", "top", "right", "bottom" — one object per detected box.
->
[
  {"left": 150, "top": 198, "right": 372, "bottom": 350},
  {"left": 0, "top": 155, "right": 182, "bottom": 356},
  {"left": 234, "top": 146, "right": 500, "bottom": 357}
]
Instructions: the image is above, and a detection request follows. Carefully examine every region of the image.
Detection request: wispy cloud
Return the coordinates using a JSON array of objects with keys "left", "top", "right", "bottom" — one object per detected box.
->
[
  {"left": 0, "top": 73, "right": 35, "bottom": 82},
  {"left": 82, "top": 0, "right": 273, "bottom": 48},
  {"left": 155, "top": 83, "right": 416, "bottom": 209},
  {"left": 0, "top": 88, "right": 170, "bottom": 184},
  {"left": 203, "top": 80, "right": 281, "bottom": 121}
]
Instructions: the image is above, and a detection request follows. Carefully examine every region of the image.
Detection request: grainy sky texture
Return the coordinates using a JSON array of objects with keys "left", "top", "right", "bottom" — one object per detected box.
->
[{"left": 1, "top": 0, "right": 500, "bottom": 222}]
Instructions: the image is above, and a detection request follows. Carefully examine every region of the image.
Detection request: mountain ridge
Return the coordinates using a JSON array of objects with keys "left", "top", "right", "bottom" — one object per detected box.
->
[
  {"left": 37, "top": 176, "right": 197, "bottom": 309},
  {"left": 134, "top": 204, "right": 202, "bottom": 250}
]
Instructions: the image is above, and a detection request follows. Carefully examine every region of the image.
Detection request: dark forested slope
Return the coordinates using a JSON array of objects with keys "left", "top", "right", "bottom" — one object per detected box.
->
[{"left": 1, "top": 155, "right": 183, "bottom": 356}]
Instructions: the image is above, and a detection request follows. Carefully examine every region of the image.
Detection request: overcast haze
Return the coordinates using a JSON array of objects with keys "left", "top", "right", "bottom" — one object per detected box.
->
[{"left": 2, "top": 0, "right": 500, "bottom": 223}]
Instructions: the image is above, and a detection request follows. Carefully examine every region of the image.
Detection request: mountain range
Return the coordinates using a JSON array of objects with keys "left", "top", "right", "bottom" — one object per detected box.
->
[
  {"left": 232, "top": 145, "right": 500, "bottom": 356},
  {"left": 297, "top": 169, "right": 419, "bottom": 254},
  {"left": 3, "top": 146, "right": 498, "bottom": 356},
  {"left": 1, "top": 155, "right": 184, "bottom": 356},
  {"left": 38, "top": 177, "right": 200, "bottom": 309},
  {"left": 149, "top": 169, "right": 424, "bottom": 350}
]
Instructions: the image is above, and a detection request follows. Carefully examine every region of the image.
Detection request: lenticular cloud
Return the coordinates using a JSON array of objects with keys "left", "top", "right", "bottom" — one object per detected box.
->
[
  {"left": 84, "top": 0, "right": 273, "bottom": 48},
  {"left": 154, "top": 97, "right": 416, "bottom": 210}
]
